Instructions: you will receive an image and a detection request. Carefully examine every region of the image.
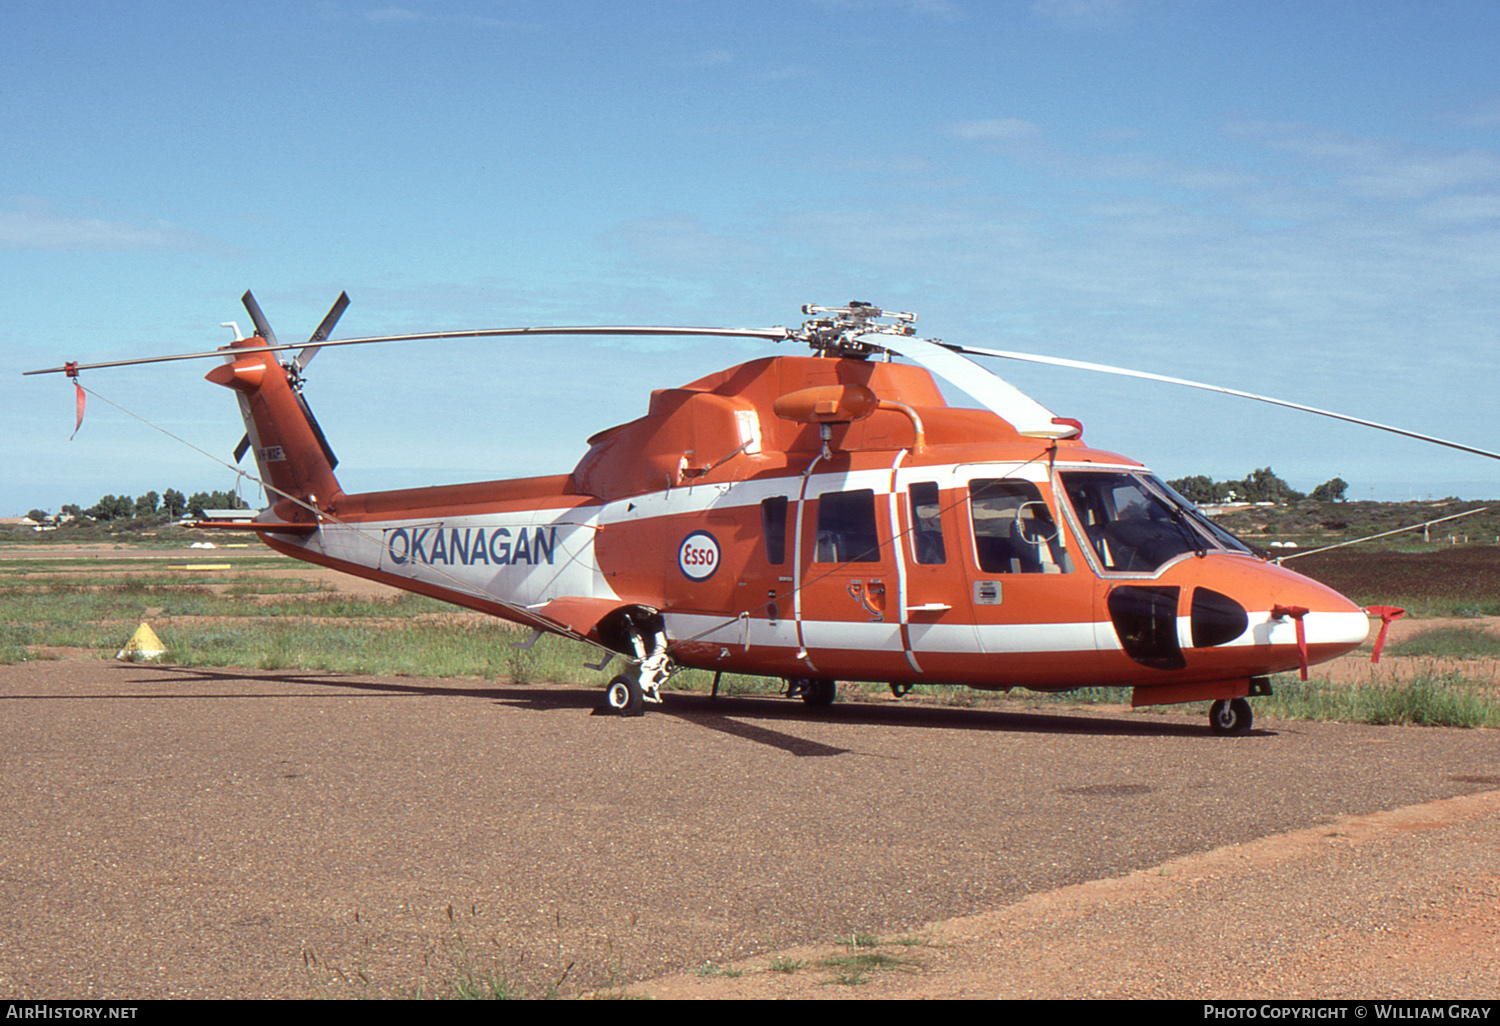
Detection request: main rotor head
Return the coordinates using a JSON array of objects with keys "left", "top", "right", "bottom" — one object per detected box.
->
[{"left": 794, "top": 301, "right": 920, "bottom": 358}]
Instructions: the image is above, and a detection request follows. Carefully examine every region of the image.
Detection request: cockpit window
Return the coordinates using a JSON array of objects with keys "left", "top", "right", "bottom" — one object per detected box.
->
[
  {"left": 1154, "top": 478, "right": 1256, "bottom": 554},
  {"left": 1060, "top": 470, "right": 1249, "bottom": 574}
]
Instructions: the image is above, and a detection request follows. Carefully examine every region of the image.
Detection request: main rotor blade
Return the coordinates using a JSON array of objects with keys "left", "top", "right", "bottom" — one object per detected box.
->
[
  {"left": 865, "top": 333, "right": 1077, "bottom": 439},
  {"left": 295, "top": 291, "right": 350, "bottom": 371},
  {"left": 949, "top": 343, "right": 1500, "bottom": 463},
  {"left": 24, "top": 324, "right": 793, "bottom": 376},
  {"left": 240, "top": 290, "right": 279, "bottom": 348}
]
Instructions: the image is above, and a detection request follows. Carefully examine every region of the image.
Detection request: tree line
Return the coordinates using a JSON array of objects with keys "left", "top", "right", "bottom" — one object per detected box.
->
[
  {"left": 28, "top": 489, "right": 250, "bottom": 524},
  {"left": 1167, "top": 468, "right": 1348, "bottom": 505},
  {"left": 25, "top": 469, "right": 1346, "bottom": 525}
]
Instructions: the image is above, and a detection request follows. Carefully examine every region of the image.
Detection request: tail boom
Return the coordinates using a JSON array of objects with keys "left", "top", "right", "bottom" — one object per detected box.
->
[{"left": 206, "top": 336, "right": 343, "bottom": 514}]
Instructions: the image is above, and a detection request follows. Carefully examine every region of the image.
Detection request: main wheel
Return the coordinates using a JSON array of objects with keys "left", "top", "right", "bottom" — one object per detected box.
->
[
  {"left": 1208, "top": 697, "right": 1253, "bottom": 735},
  {"left": 604, "top": 674, "right": 645, "bottom": 717},
  {"left": 802, "top": 679, "right": 837, "bottom": 707}
]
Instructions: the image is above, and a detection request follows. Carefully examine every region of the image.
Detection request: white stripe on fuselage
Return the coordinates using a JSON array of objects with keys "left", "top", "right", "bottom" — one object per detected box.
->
[
  {"left": 671, "top": 610, "right": 1367, "bottom": 659},
  {"left": 1176, "top": 610, "right": 1370, "bottom": 650},
  {"left": 294, "top": 510, "right": 614, "bottom": 609},
  {"left": 667, "top": 613, "right": 1117, "bottom": 655}
]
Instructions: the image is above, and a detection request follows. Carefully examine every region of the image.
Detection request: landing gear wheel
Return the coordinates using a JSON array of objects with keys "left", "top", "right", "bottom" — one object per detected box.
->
[
  {"left": 604, "top": 674, "right": 645, "bottom": 717},
  {"left": 1209, "top": 697, "right": 1253, "bottom": 735},
  {"left": 802, "top": 679, "right": 837, "bottom": 707}
]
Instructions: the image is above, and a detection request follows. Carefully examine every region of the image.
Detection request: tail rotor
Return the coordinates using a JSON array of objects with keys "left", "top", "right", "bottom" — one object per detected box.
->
[{"left": 233, "top": 290, "right": 349, "bottom": 467}]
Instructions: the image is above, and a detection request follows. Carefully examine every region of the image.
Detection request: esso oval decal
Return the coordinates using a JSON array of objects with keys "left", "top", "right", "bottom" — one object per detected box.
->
[{"left": 678, "top": 531, "right": 721, "bottom": 581}]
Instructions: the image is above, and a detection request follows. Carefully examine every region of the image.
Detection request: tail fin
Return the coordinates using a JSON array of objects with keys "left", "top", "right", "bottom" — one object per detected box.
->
[{"left": 207, "top": 336, "right": 343, "bottom": 516}]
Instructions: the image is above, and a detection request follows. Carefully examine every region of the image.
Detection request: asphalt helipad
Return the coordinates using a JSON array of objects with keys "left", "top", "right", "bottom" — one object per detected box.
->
[{"left": 1, "top": 658, "right": 1496, "bottom": 999}]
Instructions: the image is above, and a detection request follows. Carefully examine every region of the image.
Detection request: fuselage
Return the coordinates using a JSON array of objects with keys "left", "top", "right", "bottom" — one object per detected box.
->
[{"left": 238, "top": 351, "right": 1368, "bottom": 708}]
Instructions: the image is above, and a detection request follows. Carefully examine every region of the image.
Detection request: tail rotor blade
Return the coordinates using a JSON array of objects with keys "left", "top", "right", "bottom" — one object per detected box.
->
[
  {"left": 233, "top": 289, "right": 272, "bottom": 463},
  {"left": 296, "top": 291, "right": 350, "bottom": 371},
  {"left": 241, "top": 290, "right": 279, "bottom": 348}
]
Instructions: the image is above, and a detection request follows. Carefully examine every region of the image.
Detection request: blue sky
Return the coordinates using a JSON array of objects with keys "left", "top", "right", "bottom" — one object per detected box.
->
[{"left": 6, "top": 0, "right": 1500, "bottom": 516}]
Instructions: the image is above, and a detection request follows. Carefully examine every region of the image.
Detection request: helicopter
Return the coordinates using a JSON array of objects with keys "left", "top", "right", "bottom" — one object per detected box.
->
[{"left": 37, "top": 293, "right": 1469, "bottom": 736}]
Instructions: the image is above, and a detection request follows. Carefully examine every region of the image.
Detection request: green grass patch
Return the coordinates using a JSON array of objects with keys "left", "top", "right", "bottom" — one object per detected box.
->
[
  {"left": 820, "top": 932, "right": 923, "bottom": 987},
  {"left": 1388, "top": 626, "right": 1500, "bottom": 660},
  {"left": 691, "top": 962, "right": 743, "bottom": 978},
  {"left": 0, "top": 576, "right": 446, "bottom": 623},
  {"left": 1260, "top": 672, "right": 1500, "bottom": 728},
  {"left": 1345, "top": 596, "right": 1500, "bottom": 619},
  {"left": 152, "top": 619, "right": 607, "bottom": 680},
  {"left": 7, "top": 552, "right": 1500, "bottom": 734},
  {"left": 301, "top": 903, "right": 576, "bottom": 1000},
  {"left": 0, "top": 624, "right": 34, "bottom": 663}
]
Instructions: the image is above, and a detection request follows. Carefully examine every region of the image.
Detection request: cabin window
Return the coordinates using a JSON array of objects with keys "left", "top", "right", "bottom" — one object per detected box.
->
[
  {"left": 908, "top": 481, "right": 946, "bottom": 565},
  {"left": 968, "top": 479, "right": 1071, "bottom": 574},
  {"left": 760, "top": 496, "right": 788, "bottom": 565},
  {"left": 814, "top": 489, "right": 881, "bottom": 563}
]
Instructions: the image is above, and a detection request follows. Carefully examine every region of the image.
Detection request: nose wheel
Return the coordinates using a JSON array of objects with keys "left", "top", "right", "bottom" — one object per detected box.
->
[{"left": 1208, "top": 697, "right": 1253, "bottom": 735}]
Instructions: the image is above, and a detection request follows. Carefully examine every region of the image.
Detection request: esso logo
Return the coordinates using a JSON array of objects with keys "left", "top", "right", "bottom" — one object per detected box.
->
[{"left": 678, "top": 531, "right": 721, "bottom": 581}]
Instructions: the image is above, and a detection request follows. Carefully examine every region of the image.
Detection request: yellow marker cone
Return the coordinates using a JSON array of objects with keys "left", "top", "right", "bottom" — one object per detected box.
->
[{"left": 116, "top": 622, "right": 167, "bottom": 662}]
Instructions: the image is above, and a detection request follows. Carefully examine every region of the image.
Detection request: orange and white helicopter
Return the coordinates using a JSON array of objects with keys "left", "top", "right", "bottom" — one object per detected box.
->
[{"left": 33, "top": 294, "right": 1490, "bottom": 734}]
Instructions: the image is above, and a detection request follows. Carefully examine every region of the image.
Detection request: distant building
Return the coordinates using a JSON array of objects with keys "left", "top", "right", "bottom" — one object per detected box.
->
[{"left": 194, "top": 509, "right": 257, "bottom": 522}]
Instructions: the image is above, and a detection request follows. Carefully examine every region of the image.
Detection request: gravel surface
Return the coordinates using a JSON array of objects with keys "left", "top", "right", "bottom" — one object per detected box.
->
[
  {"left": 635, "top": 792, "right": 1500, "bottom": 999},
  {"left": 1, "top": 658, "right": 1496, "bottom": 999}
]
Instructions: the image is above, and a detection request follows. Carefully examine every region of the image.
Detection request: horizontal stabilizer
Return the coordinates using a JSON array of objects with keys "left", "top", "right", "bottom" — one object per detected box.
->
[{"left": 190, "top": 520, "right": 319, "bottom": 535}]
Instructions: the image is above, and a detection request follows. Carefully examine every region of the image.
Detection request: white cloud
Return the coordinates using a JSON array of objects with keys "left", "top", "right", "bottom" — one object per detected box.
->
[
  {"left": 947, "top": 118, "right": 1042, "bottom": 142},
  {"left": 601, "top": 213, "right": 775, "bottom": 273},
  {"left": 1418, "top": 194, "right": 1500, "bottom": 223},
  {"left": 0, "top": 200, "right": 207, "bottom": 252},
  {"left": 1229, "top": 121, "right": 1500, "bottom": 202}
]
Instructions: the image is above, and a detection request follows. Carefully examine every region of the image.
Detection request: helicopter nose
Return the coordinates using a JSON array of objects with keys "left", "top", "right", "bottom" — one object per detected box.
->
[
  {"left": 1129, "top": 556, "right": 1368, "bottom": 679},
  {"left": 1205, "top": 558, "right": 1368, "bottom": 672}
]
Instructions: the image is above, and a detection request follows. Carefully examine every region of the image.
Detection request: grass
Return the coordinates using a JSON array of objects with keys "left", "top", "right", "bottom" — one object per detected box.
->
[
  {"left": 819, "top": 932, "right": 924, "bottom": 987},
  {"left": 0, "top": 573, "right": 448, "bottom": 624},
  {"left": 301, "top": 904, "right": 575, "bottom": 1000},
  {"left": 1388, "top": 625, "right": 1500, "bottom": 660},
  {"left": 6, "top": 550, "right": 1500, "bottom": 730},
  {"left": 1259, "top": 672, "right": 1500, "bottom": 729},
  {"left": 302, "top": 938, "right": 536, "bottom": 1000},
  {"left": 691, "top": 962, "right": 743, "bottom": 978}
]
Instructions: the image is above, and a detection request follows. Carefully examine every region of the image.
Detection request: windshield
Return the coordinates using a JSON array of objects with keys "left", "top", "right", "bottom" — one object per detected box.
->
[{"left": 1059, "top": 470, "right": 1250, "bottom": 574}]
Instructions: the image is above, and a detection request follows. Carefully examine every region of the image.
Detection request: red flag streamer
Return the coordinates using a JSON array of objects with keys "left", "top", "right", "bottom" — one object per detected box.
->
[
  {"left": 1271, "top": 604, "right": 1310, "bottom": 680},
  {"left": 1365, "top": 605, "right": 1406, "bottom": 664},
  {"left": 66, "top": 362, "right": 85, "bottom": 439}
]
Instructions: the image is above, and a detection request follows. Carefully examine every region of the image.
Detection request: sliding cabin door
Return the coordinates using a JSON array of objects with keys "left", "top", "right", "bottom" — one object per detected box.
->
[{"left": 791, "top": 483, "right": 903, "bottom": 679}]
